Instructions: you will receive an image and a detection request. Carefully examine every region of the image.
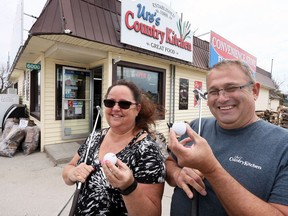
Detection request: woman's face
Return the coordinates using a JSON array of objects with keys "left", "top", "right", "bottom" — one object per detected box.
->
[{"left": 104, "top": 85, "right": 141, "bottom": 133}]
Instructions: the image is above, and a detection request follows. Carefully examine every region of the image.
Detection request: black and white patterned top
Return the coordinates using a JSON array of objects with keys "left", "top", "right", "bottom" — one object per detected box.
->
[{"left": 75, "top": 128, "right": 166, "bottom": 216}]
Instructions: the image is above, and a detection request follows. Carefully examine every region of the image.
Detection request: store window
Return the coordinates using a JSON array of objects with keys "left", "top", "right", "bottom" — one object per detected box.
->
[
  {"left": 30, "top": 69, "right": 41, "bottom": 120},
  {"left": 114, "top": 61, "right": 165, "bottom": 119}
]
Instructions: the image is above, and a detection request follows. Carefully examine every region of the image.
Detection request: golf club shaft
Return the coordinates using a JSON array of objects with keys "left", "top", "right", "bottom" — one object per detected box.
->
[
  {"left": 68, "top": 106, "right": 101, "bottom": 216},
  {"left": 192, "top": 97, "right": 203, "bottom": 216},
  {"left": 68, "top": 188, "right": 81, "bottom": 216},
  {"left": 198, "top": 99, "right": 202, "bottom": 135},
  {"left": 83, "top": 106, "right": 101, "bottom": 163}
]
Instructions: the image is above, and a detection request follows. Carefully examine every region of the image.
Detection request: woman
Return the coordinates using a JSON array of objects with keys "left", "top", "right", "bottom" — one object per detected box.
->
[{"left": 62, "top": 80, "right": 166, "bottom": 216}]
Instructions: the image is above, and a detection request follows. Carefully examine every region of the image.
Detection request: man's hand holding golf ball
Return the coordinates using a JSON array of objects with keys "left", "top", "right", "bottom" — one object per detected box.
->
[
  {"left": 169, "top": 122, "right": 221, "bottom": 196},
  {"left": 101, "top": 153, "right": 136, "bottom": 194}
]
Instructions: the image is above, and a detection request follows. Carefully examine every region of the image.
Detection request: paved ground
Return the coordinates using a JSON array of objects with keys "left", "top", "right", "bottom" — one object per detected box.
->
[
  {"left": 0, "top": 151, "right": 74, "bottom": 216},
  {"left": 0, "top": 149, "right": 173, "bottom": 216}
]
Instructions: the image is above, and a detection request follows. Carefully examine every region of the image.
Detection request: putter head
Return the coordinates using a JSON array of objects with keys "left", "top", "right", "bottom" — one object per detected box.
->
[
  {"left": 193, "top": 89, "right": 207, "bottom": 100},
  {"left": 96, "top": 106, "right": 103, "bottom": 117},
  {"left": 167, "top": 122, "right": 173, "bottom": 129}
]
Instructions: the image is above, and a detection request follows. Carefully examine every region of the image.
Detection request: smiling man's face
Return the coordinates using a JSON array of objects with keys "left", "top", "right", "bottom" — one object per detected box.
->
[{"left": 206, "top": 63, "right": 259, "bottom": 129}]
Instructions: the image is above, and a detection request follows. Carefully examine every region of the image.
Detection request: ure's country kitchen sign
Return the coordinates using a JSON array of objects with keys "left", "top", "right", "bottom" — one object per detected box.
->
[{"left": 121, "top": 0, "right": 193, "bottom": 63}]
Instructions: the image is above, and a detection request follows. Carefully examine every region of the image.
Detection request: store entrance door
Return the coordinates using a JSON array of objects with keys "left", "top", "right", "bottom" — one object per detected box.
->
[{"left": 62, "top": 67, "right": 92, "bottom": 139}]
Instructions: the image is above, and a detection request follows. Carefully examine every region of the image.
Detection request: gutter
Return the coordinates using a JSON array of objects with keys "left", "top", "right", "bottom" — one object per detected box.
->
[{"left": 169, "top": 64, "right": 176, "bottom": 124}]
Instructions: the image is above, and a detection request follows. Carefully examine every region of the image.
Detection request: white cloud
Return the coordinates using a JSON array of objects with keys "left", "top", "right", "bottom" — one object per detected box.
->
[
  {"left": 1, "top": 0, "right": 287, "bottom": 92},
  {"left": 161, "top": 0, "right": 288, "bottom": 92},
  {"left": 0, "top": 0, "right": 46, "bottom": 65}
]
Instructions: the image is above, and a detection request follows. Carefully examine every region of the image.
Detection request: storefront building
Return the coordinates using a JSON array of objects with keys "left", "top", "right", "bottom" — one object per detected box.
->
[{"left": 9, "top": 0, "right": 275, "bottom": 150}]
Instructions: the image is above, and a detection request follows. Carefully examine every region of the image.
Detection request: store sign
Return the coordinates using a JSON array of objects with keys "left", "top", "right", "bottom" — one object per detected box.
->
[
  {"left": 26, "top": 63, "right": 41, "bottom": 70},
  {"left": 194, "top": 81, "right": 202, "bottom": 107},
  {"left": 209, "top": 31, "right": 257, "bottom": 74},
  {"left": 121, "top": 0, "right": 193, "bottom": 63}
]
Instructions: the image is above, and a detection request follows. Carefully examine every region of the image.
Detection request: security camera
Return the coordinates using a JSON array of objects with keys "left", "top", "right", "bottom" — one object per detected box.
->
[{"left": 64, "top": 29, "right": 72, "bottom": 34}]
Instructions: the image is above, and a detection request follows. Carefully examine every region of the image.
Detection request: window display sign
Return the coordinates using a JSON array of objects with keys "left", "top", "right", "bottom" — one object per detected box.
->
[
  {"left": 179, "top": 78, "right": 189, "bottom": 110},
  {"left": 64, "top": 100, "right": 84, "bottom": 118}
]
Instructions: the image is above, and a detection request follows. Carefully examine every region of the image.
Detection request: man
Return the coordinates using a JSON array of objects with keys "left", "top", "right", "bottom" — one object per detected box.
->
[{"left": 166, "top": 60, "right": 288, "bottom": 215}]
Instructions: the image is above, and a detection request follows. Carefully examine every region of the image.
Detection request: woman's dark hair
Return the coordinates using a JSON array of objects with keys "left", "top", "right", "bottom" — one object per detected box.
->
[{"left": 105, "top": 80, "right": 163, "bottom": 133}]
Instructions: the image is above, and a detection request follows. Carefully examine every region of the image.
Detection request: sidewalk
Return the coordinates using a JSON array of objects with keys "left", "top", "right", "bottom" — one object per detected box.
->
[{"left": 0, "top": 150, "right": 173, "bottom": 216}]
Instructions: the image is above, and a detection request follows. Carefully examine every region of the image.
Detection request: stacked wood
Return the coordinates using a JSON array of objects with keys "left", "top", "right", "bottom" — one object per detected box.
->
[
  {"left": 278, "top": 106, "right": 288, "bottom": 129},
  {"left": 255, "top": 110, "right": 266, "bottom": 120},
  {"left": 269, "top": 110, "right": 279, "bottom": 125},
  {"left": 255, "top": 110, "right": 279, "bottom": 125}
]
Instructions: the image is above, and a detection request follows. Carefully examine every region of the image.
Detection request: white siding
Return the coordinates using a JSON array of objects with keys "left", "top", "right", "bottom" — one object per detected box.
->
[
  {"left": 256, "top": 87, "right": 270, "bottom": 111},
  {"left": 270, "top": 99, "right": 280, "bottom": 111},
  {"left": 173, "top": 66, "right": 211, "bottom": 124}
]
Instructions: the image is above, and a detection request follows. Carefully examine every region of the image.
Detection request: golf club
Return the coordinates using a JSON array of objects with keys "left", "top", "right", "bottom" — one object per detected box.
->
[
  {"left": 193, "top": 89, "right": 206, "bottom": 135},
  {"left": 192, "top": 88, "right": 207, "bottom": 216},
  {"left": 68, "top": 105, "right": 102, "bottom": 216}
]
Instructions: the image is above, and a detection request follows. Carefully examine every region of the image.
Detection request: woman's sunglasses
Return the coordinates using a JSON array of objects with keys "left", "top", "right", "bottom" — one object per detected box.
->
[{"left": 103, "top": 99, "right": 137, "bottom": 109}]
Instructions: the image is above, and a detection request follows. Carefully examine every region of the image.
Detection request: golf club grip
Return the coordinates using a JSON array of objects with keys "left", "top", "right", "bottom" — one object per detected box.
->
[
  {"left": 191, "top": 188, "right": 198, "bottom": 216},
  {"left": 69, "top": 188, "right": 81, "bottom": 216}
]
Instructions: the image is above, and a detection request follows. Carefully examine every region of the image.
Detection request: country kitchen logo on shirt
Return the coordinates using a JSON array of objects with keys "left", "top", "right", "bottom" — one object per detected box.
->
[{"left": 229, "top": 155, "right": 262, "bottom": 170}]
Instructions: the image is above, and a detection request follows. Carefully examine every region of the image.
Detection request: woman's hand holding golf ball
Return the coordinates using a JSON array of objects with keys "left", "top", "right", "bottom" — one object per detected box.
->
[
  {"left": 101, "top": 153, "right": 136, "bottom": 192},
  {"left": 103, "top": 152, "right": 118, "bottom": 165}
]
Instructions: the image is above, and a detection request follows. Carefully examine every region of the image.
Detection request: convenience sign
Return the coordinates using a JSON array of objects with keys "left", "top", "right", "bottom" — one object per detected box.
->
[{"left": 209, "top": 31, "right": 257, "bottom": 73}]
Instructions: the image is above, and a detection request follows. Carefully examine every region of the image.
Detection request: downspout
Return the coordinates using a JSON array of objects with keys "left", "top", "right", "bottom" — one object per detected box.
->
[{"left": 169, "top": 64, "right": 176, "bottom": 124}]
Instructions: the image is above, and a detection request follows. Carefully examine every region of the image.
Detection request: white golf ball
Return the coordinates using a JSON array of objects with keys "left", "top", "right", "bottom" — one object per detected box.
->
[
  {"left": 103, "top": 152, "right": 118, "bottom": 165},
  {"left": 172, "top": 122, "right": 186, "bottom": 136}
]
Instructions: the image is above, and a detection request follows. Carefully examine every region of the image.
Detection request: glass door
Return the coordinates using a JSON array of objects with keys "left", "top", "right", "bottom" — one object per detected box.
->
[{"left": 62, "top": 67, "right": 91, "bottom": 139}]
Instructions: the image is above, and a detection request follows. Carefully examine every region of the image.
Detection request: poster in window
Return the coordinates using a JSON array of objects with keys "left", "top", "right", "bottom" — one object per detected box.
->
[
  {"left": 62, "top": 68, "right": 89, "bottom": 119},
  {"left": 194, "top": 81, "right": 203, "bottom": 107},
  {"left": 179, "top": 78, "right": 189, "bottom": 110},
  {"left": 64, "top": 70, "right": 88, "bottom": 100},
  {"left": 66, "top": 100, "right": 84, "bottom": 118}
]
